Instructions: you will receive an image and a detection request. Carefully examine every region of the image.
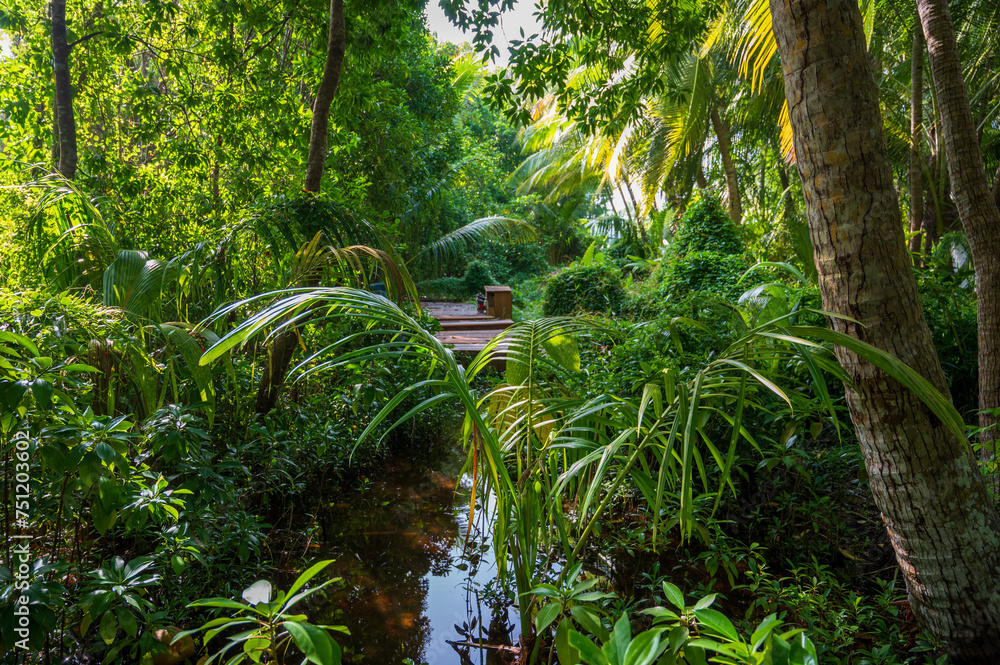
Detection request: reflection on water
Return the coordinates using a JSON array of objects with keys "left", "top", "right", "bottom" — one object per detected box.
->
[{"left": 313, "top": 448, "right": 518, "bottom": 664}]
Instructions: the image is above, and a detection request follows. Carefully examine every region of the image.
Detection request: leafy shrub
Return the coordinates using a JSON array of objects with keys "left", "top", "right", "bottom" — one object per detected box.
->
[
  {"left": 917, "top": 266, "right": 978, "bottom": 417},
  {"left": 543, "top": 264, "right": 625, "bottom": 316},
  {"left": 479, "top": 239, "right": 549, "bottom": 284},
  {"left": 461, "top": 259, "right": 497, "bottom": 295},
  {"left": 416, "top": 276, "right": 466, "bottom": 299},
  {"left": 661, "top": 250, "right": 751, "bottom": 295},
  {"left": 669, "top": 194, "right": 743, "bottom": 256},
  {"left": 605, "top": 224, "right": 646, "bottom": 262}
]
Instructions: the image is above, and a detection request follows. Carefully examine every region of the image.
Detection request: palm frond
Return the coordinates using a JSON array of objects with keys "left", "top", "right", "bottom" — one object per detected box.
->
[{"left": 416, "top": 217, "right": 537, "bottom": 265}]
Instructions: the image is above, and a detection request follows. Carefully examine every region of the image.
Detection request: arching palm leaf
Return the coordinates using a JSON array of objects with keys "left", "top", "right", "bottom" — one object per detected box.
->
[{"left": 415, "top": 216, "right": 537, "bottom": 264}]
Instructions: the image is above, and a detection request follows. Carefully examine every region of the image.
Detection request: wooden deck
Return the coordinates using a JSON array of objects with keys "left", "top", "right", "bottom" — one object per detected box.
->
[{"left": 423, "top": 300, "right": 512, "bottom": 365}]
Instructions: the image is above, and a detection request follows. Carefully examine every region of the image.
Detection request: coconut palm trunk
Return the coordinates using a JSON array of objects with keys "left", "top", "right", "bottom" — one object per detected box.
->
[
  {"left": 768, "top": 0, "right": 1000, "bottom": 659},
  {"left": 918, "top": 0, "right": 1000, "bottom": 482}
]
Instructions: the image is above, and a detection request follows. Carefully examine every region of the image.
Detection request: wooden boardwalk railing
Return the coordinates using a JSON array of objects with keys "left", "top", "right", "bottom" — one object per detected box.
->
[{"left": 423, "top": 300, "right": 512, "bottom": 367}]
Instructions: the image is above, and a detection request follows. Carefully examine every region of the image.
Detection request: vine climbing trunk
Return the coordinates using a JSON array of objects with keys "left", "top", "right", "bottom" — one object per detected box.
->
[
  {"left": 710, "top": 106, "right": 742, "bottom": 225},
  {"left": 51, "top": 0, "right": 77, "bottom": 179},
  {"left": 918, "top": 0, "right": 1000, "bottom": 484},
  {"left": 768, "top": 0, "right": 1000, "bottom": 660},
  {"left": 908, "top": 26, "right": 924, "bottom": 259}
]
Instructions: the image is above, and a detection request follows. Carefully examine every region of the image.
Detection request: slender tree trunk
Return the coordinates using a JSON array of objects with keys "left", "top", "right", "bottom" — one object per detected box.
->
[
  {"left": 777, "top": 159, "right": 796, "bottom": 220},
  {"left": 695, "top": 167, "right": 707, "bottom": 189},
  {"left": 908, "top": 26, "right": 925, "bottom": 258},
  {"left": 768, "top": 0, "right": 1000, "bottom": 660},
  {"left": 918, "top": 0, "right": 1000, "bottom": 484},
  {"left": 709, "top": 106, "right": 742, "bottom": 224},
  {"left": 51, "top": 0, "right": 77, "bottom": 179},
  {"left": 303, "top": 0, "right": 346, "bottom": 193},
  {"left": 622, "top": 177, "right": 650, "bottom": 246},
  {"left": 254, "top": 0, "right": 346, "bottom": 415}
]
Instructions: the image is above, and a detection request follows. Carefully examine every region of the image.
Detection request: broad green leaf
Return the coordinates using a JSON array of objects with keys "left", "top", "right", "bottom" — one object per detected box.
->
[
  {"left": 535, "top": 602, "right": 563, "bottom": 634},
  {"left": 556, "top": 619, "right": 581, "bottom": 665},
  {"left": 570, "top": 606, "right": 604, "bottom": 637},
  {"left": 693, "top": 608, "right": 739, "bottom": 642},
  {"left": 568, "top": 630, "right": 610, "bottom": 665},
  {"left": 622, "top": 629, "right": 663, "bottom": 665},
  {"left": 662, "top": 583, "right": 685, "bottom": 611},
  {"left": 284, "top": 560, "right": 335, "bottom": 602},
  {"left": 98, "top": 610, "right": 117, "bottom": 645},
  {"left": 31, "top": 379, "right": 53, "bottom": 410},
  {"left": 750, "top": 614, "right": 782, "bottom": 651},
  {"left": 284, "top": 621, "right": 341, "bottom": 665},
  {"left": 542, "top": 334, "right": 580, "bottom": 373}
]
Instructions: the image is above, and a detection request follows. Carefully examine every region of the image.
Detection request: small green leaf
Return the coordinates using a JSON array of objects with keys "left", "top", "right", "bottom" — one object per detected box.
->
[
  {"left": 245, "top": 636, "right": 270, "bottom": 663},
  {"left": 31, "top": 379, "right": 54, "bottom": 410},
  {"left": 80, "top": 612, "right": 93, "bottom": 636},
  {"left": 568, "top": 630, "right": 609, "bottom": 665},
  {"left": 98, "top": 611, "right": 118, "bottom": 645},
  {"left": 662, "top": 582, "right": 685, "bottom": 611},
  {"left": 116, "top": 607, "right": 137, "bottom": 638},
  {"left": 535, "top": 602, "right": 563, "bottom": 634}
]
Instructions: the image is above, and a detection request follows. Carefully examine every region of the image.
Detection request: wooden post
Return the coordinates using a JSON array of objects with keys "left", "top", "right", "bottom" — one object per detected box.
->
[{"left": 484, "top": 286, "right": 512, "bottom": 319}]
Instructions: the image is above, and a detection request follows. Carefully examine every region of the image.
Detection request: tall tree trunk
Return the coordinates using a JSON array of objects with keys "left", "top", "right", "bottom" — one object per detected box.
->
[
  {"left": 709, "top": 106, "right": 743, "bottom": 224},
  {"left": 777, "top": 159, "right": 796, "bottom": 220},
  {"left": 622, "top": 177, "right": 650, "bottom": 246},
  {"left": 254, "top": 0, "right": 346, "bottom": 416},
  {"left": 908, "top": 26, "right": 925, "bottom": 258},
  {"left": 918, "top": 0, "right": 1000, "bottom": 485},
  {"left": 303, "top": 0, "right": 346, "bottom": 193},
  {"left": 51, "top": 0, "right": 77, "bottom": 179},
  {"left": 768, "top": 0, "right": 1000, "bottom": 660}
]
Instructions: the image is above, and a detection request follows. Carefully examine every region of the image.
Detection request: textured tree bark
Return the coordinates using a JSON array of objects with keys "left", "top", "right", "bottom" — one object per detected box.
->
[
  {"left": 908, "top": 27, "right": 924, "bottom": 258},
  {"left": 51, "top": 0, "right": 77, "bottom": 179},
  {"left": 303, "top": 0, "right": 346, "bottom": 193},
  {"left": 918, "top": 0, "right": 1000, "bottom": 484},
  {"left": 254, "top": 328, "right": 300, "bottom": 415},
  {"left": 710, "top": 106, "right": 743, "bottom": 225},
  {"left": 768, "top": 0, "right": 1000, "bottom": 660}
]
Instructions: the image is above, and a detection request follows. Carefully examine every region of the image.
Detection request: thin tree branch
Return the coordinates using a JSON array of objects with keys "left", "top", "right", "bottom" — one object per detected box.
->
[{"left": 68, "top": 31, "right": 103, "bottom": 49}]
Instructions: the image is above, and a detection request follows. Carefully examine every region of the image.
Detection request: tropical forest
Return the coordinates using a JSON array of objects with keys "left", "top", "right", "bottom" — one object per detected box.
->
[{"left": 2, "top": 0, "right": 1000, "bottom": 663}]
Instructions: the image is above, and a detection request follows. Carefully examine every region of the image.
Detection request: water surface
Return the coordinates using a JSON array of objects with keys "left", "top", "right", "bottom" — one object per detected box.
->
[{"left": 314, "top": 447, "right": 518, "bottom": 664}]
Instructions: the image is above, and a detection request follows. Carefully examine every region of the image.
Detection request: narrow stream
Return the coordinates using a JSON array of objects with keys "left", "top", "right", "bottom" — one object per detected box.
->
[{"left": 313, "top": 446, "right": 519, "bottom": 664}]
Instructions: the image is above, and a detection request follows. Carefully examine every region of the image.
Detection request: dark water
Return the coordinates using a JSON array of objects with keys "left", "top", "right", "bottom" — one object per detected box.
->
[{"left": 313, "top": 448, "right": 519, "bottom": 664}]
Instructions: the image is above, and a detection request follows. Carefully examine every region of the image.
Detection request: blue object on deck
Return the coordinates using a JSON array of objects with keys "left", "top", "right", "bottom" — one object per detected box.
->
[{"left": 370, "top": 281, "right": 387, "bottom": 297}]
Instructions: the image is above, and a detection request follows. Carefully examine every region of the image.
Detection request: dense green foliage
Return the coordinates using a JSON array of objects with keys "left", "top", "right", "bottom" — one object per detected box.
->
[
  {"left": 543, "top": 264, "right": 626, "bottom": 316},
  {"left": 1, "top": 0, "right": 997, "bottom": 663}
]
